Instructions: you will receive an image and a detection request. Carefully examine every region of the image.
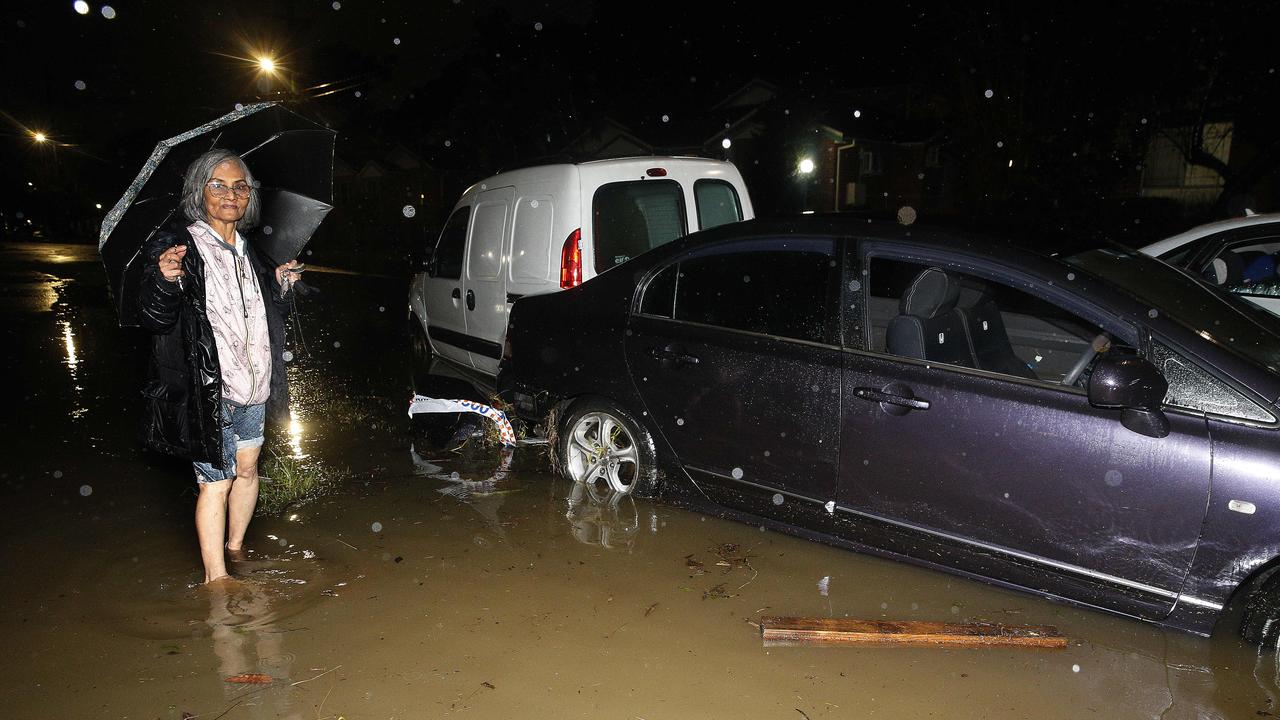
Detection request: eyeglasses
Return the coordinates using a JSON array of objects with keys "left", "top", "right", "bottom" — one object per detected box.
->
[{"left": 206, "top": 181, "right": 253, "bottom": 198}]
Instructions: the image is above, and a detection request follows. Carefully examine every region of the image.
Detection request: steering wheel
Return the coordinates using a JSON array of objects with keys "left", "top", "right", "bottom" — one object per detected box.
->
[{"left": 1062, "top": 332, "right": 1111, "bottom": 387}]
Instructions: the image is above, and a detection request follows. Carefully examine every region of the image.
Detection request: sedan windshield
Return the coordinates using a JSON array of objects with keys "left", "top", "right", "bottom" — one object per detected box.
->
[{"left": 1065, "top": 246, "right": 1280, "bottom": 374}]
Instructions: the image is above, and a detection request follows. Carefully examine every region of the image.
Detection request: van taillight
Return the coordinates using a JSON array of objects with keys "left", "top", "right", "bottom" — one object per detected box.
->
[
  {"left": 560, "top": 228, "right": 582, "bottom": 289},
  {"left": 646, "top": 167, "right": 667, "bottom": 177}
]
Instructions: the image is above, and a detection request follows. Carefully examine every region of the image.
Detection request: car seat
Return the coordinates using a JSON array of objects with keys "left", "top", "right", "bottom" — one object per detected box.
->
[
  {"left": 955, "top": 281, "right": 1037, "bottom": 379},
  {"left": 886, "top": 267, "right": 976, "bottom": 368}
]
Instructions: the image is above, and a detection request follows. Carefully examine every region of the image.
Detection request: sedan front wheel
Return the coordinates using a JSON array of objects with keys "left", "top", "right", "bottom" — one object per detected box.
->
[{"left": 560, "top": 399, "right": 658, "bottom": 496}]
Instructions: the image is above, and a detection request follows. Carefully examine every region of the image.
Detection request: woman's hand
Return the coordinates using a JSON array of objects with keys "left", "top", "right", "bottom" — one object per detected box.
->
[
  {"left": 276, "top": 259, "right": 305, "bottom": 292},
  {"left": 158, "top": 244, "right": 187, "bottom": 282}
]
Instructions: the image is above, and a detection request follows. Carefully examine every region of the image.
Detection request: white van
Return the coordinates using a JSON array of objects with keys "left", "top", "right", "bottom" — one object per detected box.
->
[{"left": 409, "top": 156, "right": 755, "bottom": 378}]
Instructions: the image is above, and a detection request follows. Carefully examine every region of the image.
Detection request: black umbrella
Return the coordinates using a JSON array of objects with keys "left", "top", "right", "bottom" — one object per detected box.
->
[{"left": 99, "top": 102, "right": 335, "bottom": 326}]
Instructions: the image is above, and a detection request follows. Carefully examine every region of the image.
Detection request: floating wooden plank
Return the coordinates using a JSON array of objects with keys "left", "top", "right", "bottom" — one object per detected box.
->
[{"left": 759, "top": 617, "right": 1067, "bottom": 649}]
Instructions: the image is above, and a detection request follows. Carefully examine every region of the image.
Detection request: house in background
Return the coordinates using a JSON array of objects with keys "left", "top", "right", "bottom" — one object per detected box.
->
[{"left": 1139, "top": 122, "right": 1234, "bottom": 210}]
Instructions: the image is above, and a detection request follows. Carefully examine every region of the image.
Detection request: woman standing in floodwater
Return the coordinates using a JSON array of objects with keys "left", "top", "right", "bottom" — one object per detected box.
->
[{"left": 137, "top": 149, "right": 303, "bottom": 583}]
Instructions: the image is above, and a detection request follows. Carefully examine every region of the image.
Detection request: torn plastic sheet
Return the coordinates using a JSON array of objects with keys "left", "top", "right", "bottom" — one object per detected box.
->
[{"left": 407, "top": 395, "right": 516, "bottom": 446}]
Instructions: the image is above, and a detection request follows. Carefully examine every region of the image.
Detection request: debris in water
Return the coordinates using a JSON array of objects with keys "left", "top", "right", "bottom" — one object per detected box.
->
[
  {"left": 225, "top": 673, "right": 274, "bottom": 684},
  {"left": 759, "top": 617, "right": 1068, "bottom": 648}
]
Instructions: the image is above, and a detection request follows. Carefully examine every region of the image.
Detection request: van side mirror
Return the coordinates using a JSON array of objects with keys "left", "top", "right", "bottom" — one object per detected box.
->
[{"left": 1088, "top": 355, "right": 1170, "bottom": 438}]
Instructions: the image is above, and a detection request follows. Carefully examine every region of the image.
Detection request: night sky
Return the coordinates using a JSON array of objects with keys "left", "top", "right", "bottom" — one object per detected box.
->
[{"left": 3, "top": 0, "right": 1279, "bottom": 242}]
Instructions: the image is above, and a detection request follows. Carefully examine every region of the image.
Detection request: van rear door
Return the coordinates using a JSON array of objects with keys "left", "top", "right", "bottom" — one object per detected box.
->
[{"left": 464, "top": 187, "right": 515, "bottom": 375}]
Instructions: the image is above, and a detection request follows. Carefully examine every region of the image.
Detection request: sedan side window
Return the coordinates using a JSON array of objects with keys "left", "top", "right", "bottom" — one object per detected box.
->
[
  {"left": 1151, "top": 341, "right": 1275, "bottom": 422},
  {"left": 639, "top": 240, "right": 838, "bottom": 344},
  {"left": 866, "top": 256, "right": 1124, "bottom": 385}
]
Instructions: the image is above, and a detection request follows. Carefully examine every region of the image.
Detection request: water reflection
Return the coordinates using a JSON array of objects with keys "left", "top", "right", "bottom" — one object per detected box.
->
[
  {"left": 287, "top": 408, "right": 306, "bottom": 459},
  {"left": 565, "top": 481, "right": 644, "bottom": 551},
  {"left": 204, "top": 579, "right": 295, "bottom": 700},
  {"left": 421, "top": 447, "right": 516, "bottom": 539},
  {"left": 62, "top": 320, "right": 78, "bottom": 374}
]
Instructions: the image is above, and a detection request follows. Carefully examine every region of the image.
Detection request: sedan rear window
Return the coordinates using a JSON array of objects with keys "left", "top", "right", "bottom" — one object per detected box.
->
[
  {"left": 639, "top": 239, "right": 838, "bottom": 345},
  {"left": 593, "top": 180, "right": 687, "bottom": 273}
]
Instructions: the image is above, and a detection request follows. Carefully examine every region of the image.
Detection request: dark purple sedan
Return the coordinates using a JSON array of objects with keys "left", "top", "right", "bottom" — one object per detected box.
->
[{"left": 499, "top": 216, "right": 1280, "bottom": 641}]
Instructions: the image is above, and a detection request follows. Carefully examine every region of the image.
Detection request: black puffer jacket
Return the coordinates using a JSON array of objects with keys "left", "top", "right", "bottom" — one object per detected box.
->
[{"left": 136, "top": 222, "right": 293, "bottom": 468}]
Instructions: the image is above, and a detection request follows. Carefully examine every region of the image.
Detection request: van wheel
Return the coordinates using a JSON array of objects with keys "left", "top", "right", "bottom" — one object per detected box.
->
[
  {"left": 410, "top": 321, "right": 432, "bottom": 389},
  {"left": 1241, "top": 574, "right": 1280, "bottom": 646},
  {"left": 560, "top": 399, "right": 657, "bottom": 496}
]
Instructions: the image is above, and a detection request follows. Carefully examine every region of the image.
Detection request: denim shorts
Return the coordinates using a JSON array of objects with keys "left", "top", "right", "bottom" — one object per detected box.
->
[{"left": 193, "top": 401, "right": 266, "bottom": 483}]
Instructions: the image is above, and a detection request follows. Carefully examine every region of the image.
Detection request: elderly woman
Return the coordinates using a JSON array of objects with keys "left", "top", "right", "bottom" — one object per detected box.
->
[{"left": 137, "top": 149, "right": 303, "bottom": 583}]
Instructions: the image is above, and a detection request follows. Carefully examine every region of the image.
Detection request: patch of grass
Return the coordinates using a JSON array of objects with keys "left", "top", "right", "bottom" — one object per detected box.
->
[{"left": 257, "top": 450, "right": 346, "bottom": 517}]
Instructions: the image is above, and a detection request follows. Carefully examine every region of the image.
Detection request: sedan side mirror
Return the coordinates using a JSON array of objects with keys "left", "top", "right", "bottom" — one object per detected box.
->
[{"left": 1088, "top": 355, "right": 1170, "bottom": 439}]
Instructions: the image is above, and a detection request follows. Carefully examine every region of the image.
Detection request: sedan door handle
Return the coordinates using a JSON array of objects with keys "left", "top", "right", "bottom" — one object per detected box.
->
[
  {"left": 854, "top": 386, "right": 930, "bottom": 411},
  {"left": 649, "top": 346, "right": 700, "bottom": 365}
]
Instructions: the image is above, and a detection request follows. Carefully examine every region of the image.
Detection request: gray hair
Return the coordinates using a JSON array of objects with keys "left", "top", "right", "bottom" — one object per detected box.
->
[{"left": 179, "top": 149, "right": 261, "bottom": 228}]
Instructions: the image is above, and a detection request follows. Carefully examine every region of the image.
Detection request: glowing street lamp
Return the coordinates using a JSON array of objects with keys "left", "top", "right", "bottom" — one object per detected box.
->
[
  {"left": 33, "top": 131, "right": 48, "bottom": 144},
  {"left": 257, "top": 56, "right": 278, "bottom": 74},
  {"left": 798, "top": 157, "right": 815, "bottom": 175}
]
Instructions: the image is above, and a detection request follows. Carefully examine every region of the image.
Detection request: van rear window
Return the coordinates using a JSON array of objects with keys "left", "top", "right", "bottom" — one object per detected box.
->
[
  {"left": 694, "top": 179, "right": 743, "bottom": 230},
  {"left": 592, "top": 179, "right": 686, "bottom": 273}
]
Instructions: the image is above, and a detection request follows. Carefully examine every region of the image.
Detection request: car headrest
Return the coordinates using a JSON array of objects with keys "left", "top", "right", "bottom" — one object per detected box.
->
[
  {"left": 956, "top": 278, "right": 991, "bottom": 309},
  {"left": 901, "top": 267, "right": 962, "bottom": 319}
]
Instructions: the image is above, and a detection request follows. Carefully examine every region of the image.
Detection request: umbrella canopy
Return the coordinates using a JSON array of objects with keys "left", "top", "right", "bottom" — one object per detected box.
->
[{"left": 99, "top": 102, "right": 335, "bottom": 326}]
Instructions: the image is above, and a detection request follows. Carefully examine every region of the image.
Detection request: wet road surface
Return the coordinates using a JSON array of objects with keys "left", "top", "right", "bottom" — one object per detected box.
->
[{"left": 2, "top": 239, "right": 1278, "bottom": 719}]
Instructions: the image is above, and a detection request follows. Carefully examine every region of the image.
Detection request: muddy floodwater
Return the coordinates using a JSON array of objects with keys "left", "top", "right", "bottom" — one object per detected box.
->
[{"left": 3, "top": 239, "right": 1279, "bottom": 719}]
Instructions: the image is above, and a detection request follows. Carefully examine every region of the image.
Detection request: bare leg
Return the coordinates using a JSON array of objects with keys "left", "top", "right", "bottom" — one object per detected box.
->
[
  {"left": 196, "top": 479, "right": 233, "bottom": 583},
  {"left": 225, "top": 445, "right": 261, "bottom": 553}
]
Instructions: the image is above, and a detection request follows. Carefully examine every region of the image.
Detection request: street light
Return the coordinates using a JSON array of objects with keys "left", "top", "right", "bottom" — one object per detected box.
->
[
  {"left": 798, "top": 157, "right": 815, "bottom": 174},
  {"left": 33, "top": 132, "right": 47, "bottom": 144},
  {"left": 257, "top": 56, "right": 277, "bottom": 74}
]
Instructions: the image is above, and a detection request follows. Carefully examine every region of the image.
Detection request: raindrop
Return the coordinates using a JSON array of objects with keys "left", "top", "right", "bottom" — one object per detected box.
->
[
  {"left": 444, "top": 139, "right": 452, "bottom": 147},
  {"left": 306, "top": 250, "right": 313, "bottom": 256},
  {"left": 862, "top": 459, "right": 869, "bottom": 466},
  {"left": 880, "top": 602, "right": 888, "bottom": 610},
  {"left": 74, "top": 80, "right": 86, "bottom": 90},
  {"left": 1067, "top": 272, "right": 1075, "bottom": 281},
  {"left": 661, "top": 114, "right": 670, "bottom": 123},
  {"left": 1104, "top": 470, "right": 1123, "bottom": 487},
  {"left": 996, "top": 141, "right": 1004, "bottom": 148},
  {"left": 721, "top": 138, "right": 732, "bottom": 149},
  {"left": 450, "top": 471, "right": 460, "bottom": 480},
  {"left": 263, "top": 225, "right": 273, "bottom": 235},
  {"left": 771, "top": 493, "right": 784, "bottom": 506},
  {"left": 853, "top": 110, "right": 861, "bottom": 118},
  {"left": 849, "top": 280, "right": 861, "bottom": 291},
  {"left": 916, "top": 172, "right": 925, "bottom": 180},
  {"left": 53, "top": 470, "right": 64, "bottom": 479},
  {"left": 378, "top": 306, "right": 386, "bottom": 313},
  {"left": 402, "top": 204, "right": 417, "bottom": 218},
  {"left": 763, "top": 450, "right": 770, "bottom": 457},
  {"left": 282, "top": 350, "right": 294, "bottom": 362},
  {"left": 355, "top": 91, "right": 362, "bottom": 98},
  {"left": 984, "top": 89, "right": 994, "bottom": 99},
  {"left": 332, "top": 1, "right": 341, "bottom": 8},
  {"left": 73, "top": 1, "right": 90, "bottom": 14},
  {"left": 101, "top": 5, "right": 116, "bottom": 19},
  {"left": 897, "top": 206, "right": 917, "bottom": 226},
  {"left": 676, "top": 418, "right": 685, "bottom": 426},
  {"left": 371, "top": 522, "right": 383, "bottom": 532},
  {"left": 1140, "top": 118, "right": 1147, "bottom": 125},
  {"left": 950, "top": 605, "right": 960, "bottom": 614},
  {"left": 393, "top": 37, "right": 401, "bottom": 45},
  {"left": 79, "top": 485, "right": 92, "bottom": 496},
  {"left": 742, "top": 275, "right": 750, "bottom": 283},
  {"left": 911, "top": 602, "right": 919, "bottom": 610},
  {"left": 333, "top": 341, "right": 342, "bottom": 348},
  {"left": 278, "top": 538, "right": 288, "bottom": 546},
  {"left": 234, "top": 103, "right": 244, "bottom": 111},
  {"left": 818, "top": 576, "right": 830, "bottom": 596},
  {"left": 731, "top": 467, "right": 744, "bottom": 480},
  {"left": 533, "top": 21, "right": 543, "bottom": 31},
  {"left": 1147, "top": 309, "right": 1158, "bottom": 319},
  {"left": 1072, "top": 664, "right": 1081, "bottom": 673}
]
